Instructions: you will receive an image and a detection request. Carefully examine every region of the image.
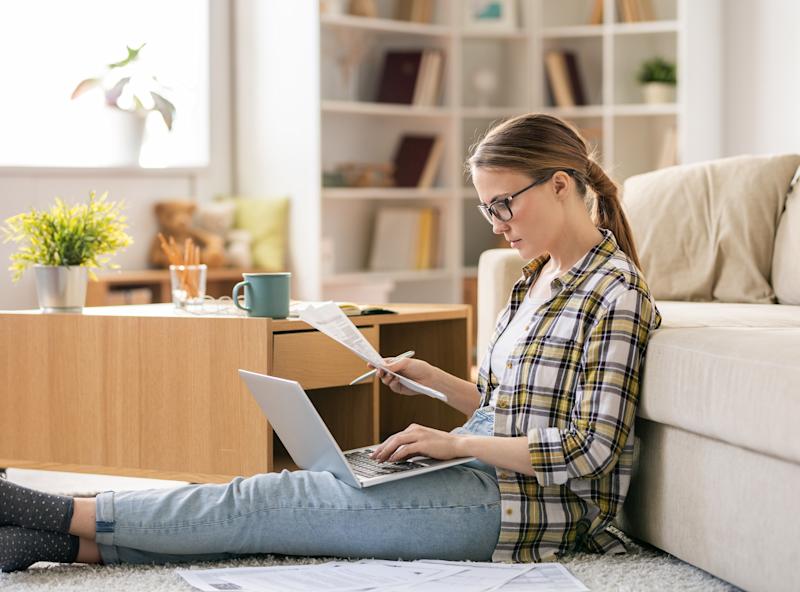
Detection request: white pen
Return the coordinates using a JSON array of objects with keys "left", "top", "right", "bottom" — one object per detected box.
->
[{"left": 349, "top": 350, "right": 415, "bottom": 385}]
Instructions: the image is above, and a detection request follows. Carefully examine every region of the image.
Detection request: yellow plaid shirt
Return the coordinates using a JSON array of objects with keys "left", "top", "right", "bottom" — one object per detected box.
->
[{"left": 478, "top": 229, "right": 662, "bottom": 562}]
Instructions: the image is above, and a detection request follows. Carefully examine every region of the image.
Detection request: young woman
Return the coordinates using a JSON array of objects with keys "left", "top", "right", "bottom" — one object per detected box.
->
[{"left": 0, "top": 113, "right": 660, "bottom": 571}]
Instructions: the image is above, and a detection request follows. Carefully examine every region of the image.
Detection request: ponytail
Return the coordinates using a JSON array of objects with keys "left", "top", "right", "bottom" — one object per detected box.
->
[
  {"left": 585, "top": 160, "right": 642, "bottom": 270},
  {"left": 468, "top": 113, "right": 643, "bottom": 270}
]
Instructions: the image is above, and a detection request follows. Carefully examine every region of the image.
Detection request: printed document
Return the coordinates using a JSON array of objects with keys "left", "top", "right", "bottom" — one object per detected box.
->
[
  {"left": 297, "top": 301, "right": 447, "bottom": 402},
  {"left": 176, "top": 559, "right": 589, "bottom": 592}
]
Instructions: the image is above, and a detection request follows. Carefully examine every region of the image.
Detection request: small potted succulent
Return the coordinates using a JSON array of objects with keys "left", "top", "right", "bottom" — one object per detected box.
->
[
  {"left": 637, "top": 57, "right": 677, "bottom": 104},
  {"left": 2, "top": 192, "right": 133, "bottom": 312},
  {"left": 71, "top": 44, "right": 176, "bottom": 164}
]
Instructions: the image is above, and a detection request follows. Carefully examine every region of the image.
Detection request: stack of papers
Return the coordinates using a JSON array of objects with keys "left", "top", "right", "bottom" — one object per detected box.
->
[{"left": 177, "top": 559, "right": 589, "bottom": 592}]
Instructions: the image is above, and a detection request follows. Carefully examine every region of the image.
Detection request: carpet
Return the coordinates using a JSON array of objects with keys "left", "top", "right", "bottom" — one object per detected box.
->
[{"left": 0, "top": 469, "right": 742, "bottom": 591}]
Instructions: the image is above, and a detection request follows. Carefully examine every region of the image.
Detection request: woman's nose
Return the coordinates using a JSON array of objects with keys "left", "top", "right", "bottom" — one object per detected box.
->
[{"left": 491, "top": 217, "right": 509, "bottom": 234}]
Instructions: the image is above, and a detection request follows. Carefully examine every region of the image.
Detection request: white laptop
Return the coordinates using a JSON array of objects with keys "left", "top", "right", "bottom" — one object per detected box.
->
[{"left": 238, "top": 369, "right": 475, "bottom": 488}]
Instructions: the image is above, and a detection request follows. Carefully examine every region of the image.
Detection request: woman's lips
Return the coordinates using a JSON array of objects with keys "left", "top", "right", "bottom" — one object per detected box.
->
[{"left": 509, "top": 239, "right": 522, "bottom": 248}]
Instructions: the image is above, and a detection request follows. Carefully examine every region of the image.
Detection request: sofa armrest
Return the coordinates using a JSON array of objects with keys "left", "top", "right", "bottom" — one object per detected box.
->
[{"left": 477, "top": 248, "right": 525, "bottom": 367}]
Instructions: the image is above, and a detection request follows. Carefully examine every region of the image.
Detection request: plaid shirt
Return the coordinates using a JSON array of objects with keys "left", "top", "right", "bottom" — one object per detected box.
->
[{"left": 478, "top": 229, "right": 662, "bottom": 563}]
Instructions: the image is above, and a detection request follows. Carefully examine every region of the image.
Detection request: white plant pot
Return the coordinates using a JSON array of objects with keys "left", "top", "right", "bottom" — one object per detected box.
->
[
  {"left": 34, "top": 265, "right": 88, "bottom": 313},
  {"left": 641, "top": 82, "right": 676, "bottom": 104},
  {"left": 107, "top": 109, "right": 146, "bottom": 166}
]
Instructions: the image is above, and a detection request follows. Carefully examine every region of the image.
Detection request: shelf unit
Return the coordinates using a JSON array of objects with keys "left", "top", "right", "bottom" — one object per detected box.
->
[{"left": 234, "top": 0, "right": 720, "bottom": 307}]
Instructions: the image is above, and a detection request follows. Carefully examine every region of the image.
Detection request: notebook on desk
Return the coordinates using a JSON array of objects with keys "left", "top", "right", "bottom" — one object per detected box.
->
[{"left": 238, "top": 370, "right": 474, "bottom": 489}]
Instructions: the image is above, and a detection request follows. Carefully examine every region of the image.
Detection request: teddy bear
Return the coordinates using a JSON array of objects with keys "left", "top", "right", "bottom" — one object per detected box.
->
[{"left": 148, "top": 200, "right": 227, "bottom": 268}]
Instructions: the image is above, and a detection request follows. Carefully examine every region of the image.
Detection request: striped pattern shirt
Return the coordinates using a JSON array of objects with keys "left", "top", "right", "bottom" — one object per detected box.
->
[{"left": 478, "top": 229, "right": 662, "bottom": 563}]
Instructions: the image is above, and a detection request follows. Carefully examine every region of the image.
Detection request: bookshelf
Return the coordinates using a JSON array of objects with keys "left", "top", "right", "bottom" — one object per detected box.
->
[{"left": 234, "top": 0, "right": 720, "bottom": 312}]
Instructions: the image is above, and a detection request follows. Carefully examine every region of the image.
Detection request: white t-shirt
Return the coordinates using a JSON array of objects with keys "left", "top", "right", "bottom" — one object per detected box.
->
[
  {"left": 489, "top": 262, "right": 556, "bottom": 407},
  {"left": 488, "top": 287, "right": 550, "bottom": 408}
]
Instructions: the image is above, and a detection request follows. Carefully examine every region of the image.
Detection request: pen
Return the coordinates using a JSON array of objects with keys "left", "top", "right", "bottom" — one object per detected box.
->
[{"left": 349, "top": 350, "right": 415, "bottom": 385}]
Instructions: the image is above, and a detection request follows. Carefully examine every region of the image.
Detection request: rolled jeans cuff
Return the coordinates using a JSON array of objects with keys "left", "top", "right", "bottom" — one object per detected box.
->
[{"left": 95, "top": 490, "right": 120, "bottom": 565}]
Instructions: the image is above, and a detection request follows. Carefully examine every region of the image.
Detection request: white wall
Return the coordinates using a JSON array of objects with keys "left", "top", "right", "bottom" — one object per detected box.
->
[
  {"left": 721, "top": 0, "right": 800, "bottom": 156},
  {"left": 0, "top": 1, "right": 233, "bottom": 310}
]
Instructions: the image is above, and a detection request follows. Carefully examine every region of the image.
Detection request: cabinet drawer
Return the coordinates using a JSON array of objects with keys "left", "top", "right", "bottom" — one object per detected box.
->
[{"left": 271, "top": 327, "right": 379, "bottom": 389}]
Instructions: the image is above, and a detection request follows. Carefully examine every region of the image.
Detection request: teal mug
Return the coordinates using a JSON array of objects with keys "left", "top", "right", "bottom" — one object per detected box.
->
[{"left": 232, "top": 272, "right": 291, "bottom": 318}]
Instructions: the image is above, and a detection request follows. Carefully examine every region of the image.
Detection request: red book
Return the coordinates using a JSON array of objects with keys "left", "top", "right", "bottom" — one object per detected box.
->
[
  {"left": 376, "top": 51, "right": 424, "bottom": 104},
  {"left": 392, "top": 135, "right": 437, "bottom": 187}
]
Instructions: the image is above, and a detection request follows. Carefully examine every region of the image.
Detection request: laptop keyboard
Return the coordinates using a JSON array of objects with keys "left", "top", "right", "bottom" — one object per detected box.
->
[{"left": 344, "top": 449, "right": 426, "bottom": 478}]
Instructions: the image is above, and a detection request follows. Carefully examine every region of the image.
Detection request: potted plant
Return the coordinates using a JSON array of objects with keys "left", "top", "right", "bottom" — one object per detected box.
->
[
  {"left": 71, "top": 44, "right": 176, "bottom": 165},
  {"left": 637, "top": 57, "right": 677, "bottom": 104},
  {"left": 2, "top": 191, "right": 133, "bottom": 312}
]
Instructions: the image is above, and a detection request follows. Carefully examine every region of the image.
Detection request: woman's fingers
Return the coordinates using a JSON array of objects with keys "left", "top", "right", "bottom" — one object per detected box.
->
[{"left": 370, "top": 429, "right": 417, "bottom": 461}]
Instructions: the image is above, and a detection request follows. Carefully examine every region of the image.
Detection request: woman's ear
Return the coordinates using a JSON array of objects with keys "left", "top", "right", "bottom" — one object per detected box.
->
[{"left": 551, "top": 171, "right": 571, "bottom": 199}]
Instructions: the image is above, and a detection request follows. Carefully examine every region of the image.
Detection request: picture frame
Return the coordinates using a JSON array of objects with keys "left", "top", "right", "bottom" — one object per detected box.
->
[{"left": 462, "top": 0, "right": 518, "bottom": 32}]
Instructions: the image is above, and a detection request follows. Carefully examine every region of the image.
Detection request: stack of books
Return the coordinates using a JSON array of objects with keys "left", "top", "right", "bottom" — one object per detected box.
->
[
  {"left": 368, "top": 206, "right": 439, "bottom": 271},
  {"left": 543, "top": 50, "right": 587, "bottom": 108},
  {"left": 392, "top": 134, "right": 444, "bottom": 188},
  {"left": 375, "top": 49, "right": 444, "bottom": 106}
]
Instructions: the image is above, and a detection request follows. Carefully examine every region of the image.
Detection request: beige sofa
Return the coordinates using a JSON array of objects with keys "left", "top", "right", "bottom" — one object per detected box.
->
[{"left": 476, "top": 155, "right": 800, "bottom": 592}]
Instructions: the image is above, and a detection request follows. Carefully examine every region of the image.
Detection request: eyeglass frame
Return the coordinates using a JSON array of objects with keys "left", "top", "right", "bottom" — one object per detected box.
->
[{"left": 476, "top": 169, "right": 577, "bottom": 224}]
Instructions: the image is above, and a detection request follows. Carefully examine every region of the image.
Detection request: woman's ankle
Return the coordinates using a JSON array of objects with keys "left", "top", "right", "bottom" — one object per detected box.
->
[
  {"left": 76, "top": 538, "right": 103, "bottom": 564},
  {"left": 68, "top": 497, "right": 97, "bottom": 541}
]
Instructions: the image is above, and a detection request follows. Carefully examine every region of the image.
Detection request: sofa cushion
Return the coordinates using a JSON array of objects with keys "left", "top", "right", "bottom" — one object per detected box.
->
[
  {"left": 623, "top": 154, "right": 800, "bottom": 303},
  {"left": 772, "top": 166, "right": 800, "bottom": 304},
  {"left": 639, "top": 301, "right": 800, "bottom": 465}
]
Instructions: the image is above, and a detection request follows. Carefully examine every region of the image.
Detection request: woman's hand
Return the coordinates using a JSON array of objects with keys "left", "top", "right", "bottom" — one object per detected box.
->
[
  {"left": 370, "top": 357, "right": 435, "bottom": 397},
  {"left": 369, "top": 424, "right": 465, "bottom": 463}
]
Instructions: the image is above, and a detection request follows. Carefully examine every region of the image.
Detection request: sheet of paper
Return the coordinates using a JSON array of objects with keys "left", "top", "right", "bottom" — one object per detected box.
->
[
  {"left": 490, "top": 563, "right": 589, "bottom": 592},
  {"left": 176, "top": 560, "right": 463, "bottom": 592},
  {"left": 297, "top": 301, "right": 448, "bottom": 402},
  {"left": 367, "top": 560, "right": 531, "bottom": 591}
]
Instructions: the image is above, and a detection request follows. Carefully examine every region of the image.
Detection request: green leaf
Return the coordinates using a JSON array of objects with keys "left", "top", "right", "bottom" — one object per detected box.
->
[{"left": 108, "top": 43, "right": 145, "bottom": 69}]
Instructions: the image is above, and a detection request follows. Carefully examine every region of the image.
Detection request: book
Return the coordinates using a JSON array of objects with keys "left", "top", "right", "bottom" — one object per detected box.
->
[
  {"left": 639, "top": 0, "right": 655, "bottom": 21},
  {"left": 369, "top": 207, "right": 423, "bottom": 270},
  {"left": 376, "top": 51, "right": 424, "bottom": 104},
  {"left": 411, "top": 49, "right": 443, "bottom": 106},
  {"left": 289, "top": 300, "right": 396, "bottom": 317},
  {"left": 544, "top": 51, "right": 574, "bottom": 107},
  {"left": 368, "top": 206, "right": 438, "bottom": 271},
  {"left": 392, "top": 134, "right": 438, "bottom": 187},
  {"left": 563, "top": 51, "right": 587, "bottom": 106},
  {"left": 411, "top": 50, "right": 432, "bottom": 105},
  {"left": 416, "top": 135, "right": 444, "bottom": 188},
  {"left": 589, "top": 0, "right": 604, "bottom": 25},
  {"left": 416, "top": 207, "right": 439, "bottom": 269},
  {"left": 410, "top": 0, "right": 434, "bottom": 23},
  {"left": 425, "top": 49, "right": 444, "bottom": 105}
]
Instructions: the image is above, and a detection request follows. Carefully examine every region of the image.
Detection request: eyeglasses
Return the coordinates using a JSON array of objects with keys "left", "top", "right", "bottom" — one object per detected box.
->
[{"left": 476, "top": 169, "right": 576, "bottom": 224}]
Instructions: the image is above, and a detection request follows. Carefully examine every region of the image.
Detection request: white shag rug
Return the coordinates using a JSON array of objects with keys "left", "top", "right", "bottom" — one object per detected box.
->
[{"left": 0, "top": 469, "right": 742, "bottom": 592}]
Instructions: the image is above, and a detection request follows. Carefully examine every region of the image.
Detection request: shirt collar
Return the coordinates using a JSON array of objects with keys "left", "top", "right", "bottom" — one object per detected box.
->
[{"left": 520, "top": 228, "right": 619, "bottom": 293}]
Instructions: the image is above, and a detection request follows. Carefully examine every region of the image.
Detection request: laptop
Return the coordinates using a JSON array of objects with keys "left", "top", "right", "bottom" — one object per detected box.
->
[{"left": 239, "top": 369, "right": 475, "bottom": 488}]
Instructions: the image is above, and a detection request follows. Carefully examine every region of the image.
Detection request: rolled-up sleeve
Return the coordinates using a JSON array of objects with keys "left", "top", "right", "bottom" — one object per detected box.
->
[{"left": 527, "top": 288, "right": 656, "bottom": 486}]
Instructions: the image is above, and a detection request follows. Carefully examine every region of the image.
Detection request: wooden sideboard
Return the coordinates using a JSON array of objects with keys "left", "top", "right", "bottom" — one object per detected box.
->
[{"left": 0, "top": 304, "right": 471, "bottom": 483}]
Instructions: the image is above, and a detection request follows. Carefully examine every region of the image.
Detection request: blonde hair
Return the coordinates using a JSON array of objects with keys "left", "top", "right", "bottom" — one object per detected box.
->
[{"left": 467, "top": 113, "right": 641, "bottom": 269}]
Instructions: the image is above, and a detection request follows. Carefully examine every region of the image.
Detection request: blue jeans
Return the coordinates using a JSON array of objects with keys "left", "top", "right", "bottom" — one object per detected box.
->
[{"left": 95, "top": 407, "right": 500, "bottom": 565}]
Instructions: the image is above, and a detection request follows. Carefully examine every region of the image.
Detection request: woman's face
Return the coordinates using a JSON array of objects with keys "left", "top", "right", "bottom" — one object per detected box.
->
[{"left": 472, "top": 167, "right": 566, "bottom": 260}]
